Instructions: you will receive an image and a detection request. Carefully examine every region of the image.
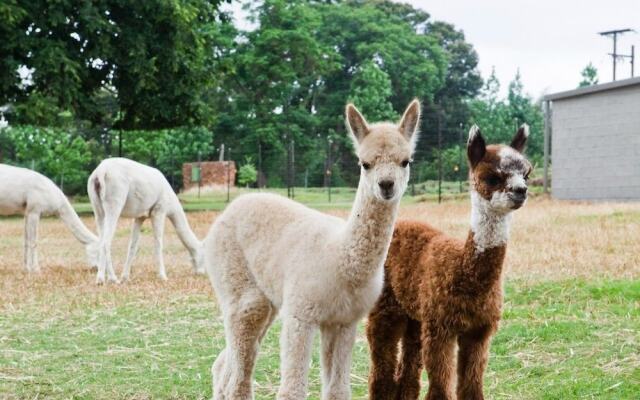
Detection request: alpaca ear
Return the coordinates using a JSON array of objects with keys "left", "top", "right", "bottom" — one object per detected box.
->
[
  {"left": 467, "top": 125, "right": 486, "bottom": 168},
  {"left": 398, "top": 99, "right": 421, "bottom": 146},
  {"left": 510, "top": 124, "right": 529, "bottom": 153},
  {"left": 345, "top": 103, "right": 369, "bottom": 145}
]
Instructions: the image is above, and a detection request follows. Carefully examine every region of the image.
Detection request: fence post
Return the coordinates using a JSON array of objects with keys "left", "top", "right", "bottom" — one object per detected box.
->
[
  {"left": 543, "top": 100, "right": 551, "bottom": 194},
  {"left": 227, "top": 147, "right": 231, "bottom": 203},
  {"left": 437, "top": 107, "right": 442, "bottom": 204}
]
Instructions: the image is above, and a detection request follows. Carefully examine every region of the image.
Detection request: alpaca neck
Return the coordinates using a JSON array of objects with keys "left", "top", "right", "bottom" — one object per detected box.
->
[
  {"left": 167, "top": 204, "right": 201, "bottom": 257},
  {"left": 57, "top": 196, "right": 98, "bottom": 246},
  {"left": 469, "top": 190, "right": 511, "bottom": 253},
  {"left": 339, "top": 179, "right": 399, "bottom": 285},
  {"left": 457, "top": 190, "right": 510, "bottom": 292}
]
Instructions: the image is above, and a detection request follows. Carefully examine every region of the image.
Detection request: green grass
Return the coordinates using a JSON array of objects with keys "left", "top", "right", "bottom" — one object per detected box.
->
[
  {"left": 1, "top": 279, "right": 638, "bottom": 399},
  {"left": 69, "top": 181, "right": 487, "bottom": 214}
]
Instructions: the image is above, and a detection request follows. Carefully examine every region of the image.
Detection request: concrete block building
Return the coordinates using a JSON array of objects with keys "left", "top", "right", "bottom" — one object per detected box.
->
[{"left": 544, "top": 76, "right": 640, "bottom": 200}]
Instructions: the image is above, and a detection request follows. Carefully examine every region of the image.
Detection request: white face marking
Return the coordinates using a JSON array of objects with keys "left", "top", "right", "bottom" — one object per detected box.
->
[
  {"left": 470, "top": 190, "right": 512, "bottom": 252},
  {"left": 498, "top": 146, "right": 519, "bottom": 160},
  {"left": 362, "top": 159, "right": 410, "bottom": 202},
  {"left": 507, "top": 174, "right": 526, "bottom": 190}
]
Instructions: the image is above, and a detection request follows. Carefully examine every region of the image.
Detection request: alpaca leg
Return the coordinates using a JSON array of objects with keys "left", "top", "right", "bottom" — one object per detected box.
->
[
  {"left": 24, "top": 213, "right": 40, "bottom": 272},
  {"left": 320, "top": 322, "right": 357, "bottom": 400},
  {"left": 456, "top": 326, "right": 493, "bottom": 400},
  {"left": 215, "top": 291, "right": 274, "bottom": 400},
  {"left": 395, "top": 318, "right": 422, "bottom": 400},
  {"left": 422, "top": 329, "right": 456, "bottom": 400},
  {"left": 366, "top": 288, "right": 408, "bottom": 400},
  {"left": 121, "top": 217, "right": 145, "bottom": 281},
  {"left": 96, "top": 205, "right": 122, "bottom": 284},
  {"left": 150, "top": 212, "right": 167, "bottom": 281},
  {"left": 277, "top": 315, "right": 316, "bottom": 400}
]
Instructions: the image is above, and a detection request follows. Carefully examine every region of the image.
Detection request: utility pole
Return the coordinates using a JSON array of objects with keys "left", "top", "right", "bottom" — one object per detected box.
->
[
  {"left": 631, "top": 45, "right": 635, "bottom": 77},
  {"left": 599, "top": 29, "right": 634, "bottom": 81}
]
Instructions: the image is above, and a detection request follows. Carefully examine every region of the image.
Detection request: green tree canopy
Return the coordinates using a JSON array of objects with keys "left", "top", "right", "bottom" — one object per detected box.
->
[
  {"left": 579, "top": 62, "right": 599, "bottom": 87},
  {"left": 469, "top": 70, "right": 544, "bottom": 165},
  {"left": 1, "top": 0, "right": 230, "bottom": 130},
  {"left": 348, "top": 60, "right": 397, "bottom": 122}
]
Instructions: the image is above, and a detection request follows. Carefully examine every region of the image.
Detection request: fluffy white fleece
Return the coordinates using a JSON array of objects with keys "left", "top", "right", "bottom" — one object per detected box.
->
[
  {"left": 0, "top": 163, "right": 99, "bottom": 272},
  {"left": 203, "top": 100, "right": 421, "bottom": 400},
  {"left": 87, "top": 157, "right": 204, "bottom": 284}
]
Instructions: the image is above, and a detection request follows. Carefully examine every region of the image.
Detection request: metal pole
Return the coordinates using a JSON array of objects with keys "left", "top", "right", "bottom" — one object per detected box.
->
[
  {"left": 632, "top": 45, "right": 635, "bottom": 77},
  {"left": 227, "top": 147, "right": 231, "bottom": 203},
  {"left": 599, "top": 29, "right": 634, "bottom": 81},
  {"left": 290, "top": 139, "right": 295, "bottom": 199},
  {"left": 613, "top": 33, "right": 617, "bottom": 81},
  {"left": 118, "top": 130, "right": 122, "bottom": 157},
  {"left": 258, "top": 141, "right": 262, "bottom": 188},
  {"left": 197, "top": 151, "right": 201, "bottom": 199},
  {"left": 286, "top": 136, "right": 291, "bottom": 198},
  {"left": 458, "top": 123, "right": 463, "bottom": 193},
  {"left": 327, "top": 138, "right": 332, "bottom": 203},
  {"left": 543, "top": 101, "right": 551, "bottom": 194},
  {"left": 437, "top": 108, "right": 442, "bottom": 204}
]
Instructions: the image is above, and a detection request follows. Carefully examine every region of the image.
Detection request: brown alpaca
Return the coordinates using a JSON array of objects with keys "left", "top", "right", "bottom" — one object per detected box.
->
[{"left": 367, "top": 125, "right": 532, "bottom": 400}]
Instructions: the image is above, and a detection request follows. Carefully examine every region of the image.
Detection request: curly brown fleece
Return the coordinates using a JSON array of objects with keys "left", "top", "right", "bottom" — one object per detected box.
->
[{"left": 367, "top": 125, "right": 531, "bottom": 400}]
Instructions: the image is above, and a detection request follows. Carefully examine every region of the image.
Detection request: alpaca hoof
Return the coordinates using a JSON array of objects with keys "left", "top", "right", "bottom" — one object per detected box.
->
[
  {"left": 120, "top": 274, "right": 130, "bottom": 282},
  {"left": 195, "top": 268, "right": 206, "bottom": 275},
  {"left": 158, "top": 274, "right": 168, "bottom": 281},
  {"left": 26, "top": 265, "right": 41, "bottom": 273},
  {"left": 96, "top": 277, "right": 105, "bottom": 285}
]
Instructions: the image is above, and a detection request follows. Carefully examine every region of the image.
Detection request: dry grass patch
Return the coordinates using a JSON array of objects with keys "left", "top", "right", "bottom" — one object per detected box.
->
[{"left": 1, "top": 196, "right": 639, "bottom": 399}]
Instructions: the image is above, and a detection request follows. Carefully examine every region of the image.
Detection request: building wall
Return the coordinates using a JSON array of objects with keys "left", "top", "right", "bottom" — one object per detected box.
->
[
  {"left": 551, "top": 84, "right": 640, "bottom": 200},
  {"left": 182, "top": 161, "right": 236, "bottom": 191}
]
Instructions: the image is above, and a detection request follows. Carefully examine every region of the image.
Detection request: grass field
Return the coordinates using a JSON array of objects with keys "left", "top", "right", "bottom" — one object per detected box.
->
[{"left": 1, "top": 194, "right": 639, "bottom": 399}]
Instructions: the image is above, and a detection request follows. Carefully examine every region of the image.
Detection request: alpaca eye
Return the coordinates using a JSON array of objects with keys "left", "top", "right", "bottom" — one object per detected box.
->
[
  {"left": 401, "top": 159, "right": 410, "bottom": 168},
  {"left": 361, "top": 162, "right": 371, "bottom": 170},
  {"left": 485, "top": 175, "right": 501, "bottom": 186}
]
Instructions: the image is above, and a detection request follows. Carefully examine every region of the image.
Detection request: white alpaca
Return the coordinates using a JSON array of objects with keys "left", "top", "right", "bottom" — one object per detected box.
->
[
  {"left": 87, "top": 158, "right": 204, "bottom": 284},
  {"left": 0, "top": 164, "right": 99, "bottom": 272},
  {"left": 204, "top": 100, "right": 421, "bottom": 399}
]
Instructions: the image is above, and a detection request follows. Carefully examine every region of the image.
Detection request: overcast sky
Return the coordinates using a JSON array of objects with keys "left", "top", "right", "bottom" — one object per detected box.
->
[
  {"left": 410, "top": 0, "right": 640, "bottom": 98},
  {"left": 225, "top": 0, "right": 640, "bottom": 99}
]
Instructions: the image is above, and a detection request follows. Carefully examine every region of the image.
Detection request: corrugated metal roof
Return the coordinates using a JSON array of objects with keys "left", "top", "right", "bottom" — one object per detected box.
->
[{"left": 544, "top": 76, "right": 640, "bottom": 101}]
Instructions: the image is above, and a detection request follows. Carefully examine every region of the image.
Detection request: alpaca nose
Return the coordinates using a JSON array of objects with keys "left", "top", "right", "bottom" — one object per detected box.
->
[
  {"left": 379, "top": 180, "right": 394, "bottom": 191},
  {"left": 378, "top": 180, "right": 395, "bottom": 199},
  {"left": 512, "top": 186, "right": 527, "bottom": 196}
]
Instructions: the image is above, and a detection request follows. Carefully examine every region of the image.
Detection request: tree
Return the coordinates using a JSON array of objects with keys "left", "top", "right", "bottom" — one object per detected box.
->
[
  {"left": 368, "top": 1, "right": 483, "bottom": 150},
  {"left": 348, "top": 61, "right": 397, "bottom": 122},
  {"left": 313, "top": 0, "right": 448, "bottom": 185},
  {"left": 238, "top": 157, "right": 258, "bottom": 187},
  {"left": 7, "top": 126, "right": 92, "bottom": 194},
  {"left": 1, "top": 0, "right": 230, "bottom": 130},
  {"left": 469, "top": 71, "right": 544, "bottom": 165},
  {"left": 579, "top": 62, "right": 599, "bottom": 87}
]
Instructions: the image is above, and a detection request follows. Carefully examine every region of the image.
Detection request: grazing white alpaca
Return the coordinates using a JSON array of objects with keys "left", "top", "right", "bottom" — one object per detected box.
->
[
  {"left": 204, "top": 100, "right": 421, "bottom": 400},
  {"left": 88, "top": 158, "right": 204, "bottom": 284},
  {"left": 0, "top": 164, "right": 99, "bottom": 272}
]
